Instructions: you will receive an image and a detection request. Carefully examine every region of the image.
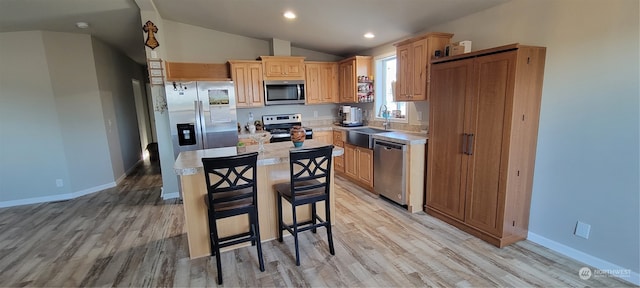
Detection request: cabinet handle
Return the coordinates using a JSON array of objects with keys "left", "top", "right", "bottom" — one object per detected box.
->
[
  {"left": 467, "top": 133, "right": 474, "bottom": 155},
  {"left": 462, "top": 133, "right": 468, "bottom": 154}
]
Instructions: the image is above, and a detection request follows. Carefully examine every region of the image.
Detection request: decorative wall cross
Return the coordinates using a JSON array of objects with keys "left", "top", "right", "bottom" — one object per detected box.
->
[{"left": 143, "top": 20, "right": 159, "bottom": 49}]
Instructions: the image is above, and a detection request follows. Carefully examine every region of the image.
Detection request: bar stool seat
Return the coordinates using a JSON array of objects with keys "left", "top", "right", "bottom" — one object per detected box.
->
[
  {"left": 275, "top": 145, "right": 335, "bottom": 266},
  {"left": 202, "top": 152, "right": 265, "bottom": 285}
]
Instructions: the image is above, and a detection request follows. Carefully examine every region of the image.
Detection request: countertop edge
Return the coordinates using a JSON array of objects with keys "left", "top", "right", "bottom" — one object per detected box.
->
[{"left": 174, "top": 141, "right": 344, "bottom": 176}]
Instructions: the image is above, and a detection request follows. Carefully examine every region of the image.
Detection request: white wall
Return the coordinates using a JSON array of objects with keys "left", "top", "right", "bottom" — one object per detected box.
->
[
  {"left": 0, "top": 30, "right": 146, "bottom": 206},
  {"left": 427, "top": 0, "right": 639, "bottom": 279},
  {"left": 0, "top": 31, "right": 72, "bottom": 201},
  {"left": 92, "top": 37, "right": 145, "bottom": 181},
  {"left": 41, "top": 32, "right": 116, "bottom": 193}
]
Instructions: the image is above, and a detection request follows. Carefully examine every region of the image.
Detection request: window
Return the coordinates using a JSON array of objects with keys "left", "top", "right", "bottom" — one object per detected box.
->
[{"left": 375, "top": 55, "right": 406, "bottom": 121}]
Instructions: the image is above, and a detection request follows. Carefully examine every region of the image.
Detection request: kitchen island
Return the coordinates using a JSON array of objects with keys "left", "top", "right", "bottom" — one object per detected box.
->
[{"left": 174, "top": 140, "right": 344, "bottom": 259}]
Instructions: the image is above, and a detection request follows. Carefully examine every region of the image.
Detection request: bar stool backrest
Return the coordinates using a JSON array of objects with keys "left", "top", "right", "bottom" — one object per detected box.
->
[
  {"left": 288, "top": 145, "right": 334, "bottom": 201},
  {"left": 202, "top": 152, "right": 259, "bottom": 213}
]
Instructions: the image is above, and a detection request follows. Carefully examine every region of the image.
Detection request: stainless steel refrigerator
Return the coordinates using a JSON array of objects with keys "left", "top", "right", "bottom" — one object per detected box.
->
[{"left": 165, "top": 81, "right": 238, "bottom": 157}]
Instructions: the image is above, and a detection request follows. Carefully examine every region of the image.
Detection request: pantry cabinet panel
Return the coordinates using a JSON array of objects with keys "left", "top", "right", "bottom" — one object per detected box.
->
[
  {"left": 426, "top": 44, "right": 546, "bottom": 247},
  {"left": 464, "top": 52, "right": 515, "bottom": 236},
  {"left": 427, "top": 58, "right": 473, "bottom": 221}
]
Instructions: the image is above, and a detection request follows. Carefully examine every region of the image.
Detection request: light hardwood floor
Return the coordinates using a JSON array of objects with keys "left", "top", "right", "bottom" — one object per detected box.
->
[{"left": 0, "top": 160, "right": 633, "bottom": 287}]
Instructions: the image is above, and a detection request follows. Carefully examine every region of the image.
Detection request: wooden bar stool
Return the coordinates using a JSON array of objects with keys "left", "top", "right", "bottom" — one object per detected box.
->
[
  {"left": 202, "top": 152, "right": 265, "bottom": 285},
  {"left": 274, "top": 145, "right": 335, "bottom": 266}
]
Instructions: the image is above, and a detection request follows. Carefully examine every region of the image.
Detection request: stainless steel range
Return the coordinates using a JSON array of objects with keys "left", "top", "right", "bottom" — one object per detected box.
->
[{"left": 262, "top": 113, "right": 313, "bottom": 143}]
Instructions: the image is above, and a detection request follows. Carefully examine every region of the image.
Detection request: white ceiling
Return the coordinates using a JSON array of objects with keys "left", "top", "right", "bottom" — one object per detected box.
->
[{"left": 0, "top": 0, "right": 509, "bottom": 65}]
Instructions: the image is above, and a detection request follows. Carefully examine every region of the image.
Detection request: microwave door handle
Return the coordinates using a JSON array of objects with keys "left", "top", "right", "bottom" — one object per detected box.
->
[{"left": 297, "top": 85, "right": 301, "bottom": 99}]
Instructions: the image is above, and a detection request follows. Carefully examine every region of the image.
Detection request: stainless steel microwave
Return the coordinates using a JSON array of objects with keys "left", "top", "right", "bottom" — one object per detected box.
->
[{"left": 264, "top": 80, "right": 305, "bottom": 105}]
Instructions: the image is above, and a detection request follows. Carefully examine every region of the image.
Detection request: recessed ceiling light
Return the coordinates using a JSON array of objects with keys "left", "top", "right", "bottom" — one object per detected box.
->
[
  {"left": 283, "top": 11, "right": 296, "bottom": 19},
  {"left": 75, "top": 22, "right": 89, "bottom": 29},
  {"left": 364, "top": 32, "right": 375, "bottom": 39}
]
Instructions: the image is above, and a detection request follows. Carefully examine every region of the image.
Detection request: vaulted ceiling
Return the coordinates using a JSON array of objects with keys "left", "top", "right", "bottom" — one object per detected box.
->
[{"left": 0, "top": 0, "right": 509, "bottom": 64}]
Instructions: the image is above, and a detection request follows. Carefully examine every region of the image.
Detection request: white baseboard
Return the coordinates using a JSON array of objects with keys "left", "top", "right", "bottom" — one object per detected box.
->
[
  {"left": 161, "top": 190, "right": 180, "bottom": 200},
  {"left": 528, "top": 232, "right": 640, "bottom": 285},
  {"left": 0, "top": 182, "right": 116, "bottom": 208},
  {"left": 116, "top": 160, "right": 144, "bottom": 184}
]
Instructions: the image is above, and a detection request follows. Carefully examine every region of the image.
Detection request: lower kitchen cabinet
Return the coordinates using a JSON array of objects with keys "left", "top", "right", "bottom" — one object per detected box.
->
[
  {"left": 426, "top": 44, "right": 546, "bottom": 247},
  {"left": 313, "top": 130, "right": 333, "bottom": 145},
  {"left": 333, "top": 131, "right": 345, "bottom": 173},
  {"left": 343, "top": 143, "right": 373, "bottom": 191}
]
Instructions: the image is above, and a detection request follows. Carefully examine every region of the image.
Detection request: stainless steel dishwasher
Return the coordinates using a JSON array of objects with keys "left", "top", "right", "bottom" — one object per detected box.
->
[{"left": 374, "top": 139, "right": 407, "bottom": 206}]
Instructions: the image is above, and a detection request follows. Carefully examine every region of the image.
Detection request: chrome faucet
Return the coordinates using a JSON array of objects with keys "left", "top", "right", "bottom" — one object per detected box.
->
[{"left": 379, "top": 104, "right": 391, "bottom": 130}]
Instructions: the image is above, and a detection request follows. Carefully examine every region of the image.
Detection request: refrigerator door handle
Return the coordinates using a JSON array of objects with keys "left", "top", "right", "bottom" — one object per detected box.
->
[
  {"left": 193, "top": 100, "right": 201, "bottom": 148},
  {"left": 198, "top": 100, "right": 208, "bottom": 149}
]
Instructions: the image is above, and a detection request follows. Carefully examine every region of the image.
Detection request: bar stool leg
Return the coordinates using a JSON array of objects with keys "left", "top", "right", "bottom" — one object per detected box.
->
[
  {"left": 277, "top": 195, "right": 284, "bottom": 242},
  {"left": 291, "top": 205, "right": 301, "bottom": 266},
  {"left": 325, "top": 200, "right": 335, "bottom": 255},
  {"left": 211, "top": 218, "right": 224, "bottom": 285},
  {"left": 249, "top": 213, "right": 256, "bottom": 246},
  {"left": 311, "top": 203, "right": 317, "bottom": 234},
  {"left": 252, "top": 210, "right": 265, "bottom": 272}
]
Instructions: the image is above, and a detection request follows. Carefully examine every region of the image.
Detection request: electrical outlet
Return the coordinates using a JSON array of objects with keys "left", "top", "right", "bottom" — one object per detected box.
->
[
  {"left": 56, "top": 179, "right": 64, "bottom": 187},
  {"left": 313, "top": 111, "right": 318, "bottom": 118},
  {"left": 575, "top": 221, "right": 591, "bottom": 239},
  {"left": 417, "top": 111, "right": 423, "bottom": 121}
]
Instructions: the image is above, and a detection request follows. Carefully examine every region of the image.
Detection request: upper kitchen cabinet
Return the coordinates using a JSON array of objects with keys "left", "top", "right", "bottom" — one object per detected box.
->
[
  {"left": 394, "top": 32, "right": 453, "bottom": 101},
  {"left": 338, "top": 56, "right": 373, "bottom": 103},
  {"left": 426, "top": 44, "right": 546, "bottom": 248},
  {"left": 260, "top": 56, "right": 306, "bottom": 80},
  {"left": 228, "top": 60, "right": 264, "bottom": 108},
  {"left": 165, "top": 62, "right": 231, "bottom": 81},
  {"left": 305, "top": 62, "right": 338, "bottom": 104}
]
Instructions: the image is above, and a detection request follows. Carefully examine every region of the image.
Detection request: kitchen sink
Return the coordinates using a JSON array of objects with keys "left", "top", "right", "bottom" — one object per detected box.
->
[{"left": 346, "top": 127, "right": 389, "bottom": 149}]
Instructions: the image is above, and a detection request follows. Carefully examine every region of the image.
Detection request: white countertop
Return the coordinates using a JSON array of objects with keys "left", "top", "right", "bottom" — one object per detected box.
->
[
  {"left": 174, "top": 139, "right": 344, "bottom": 176},
  {"left": 373, "top": 131, "right": 427, "bottom": 145},
  {"left": 331, "top": 125, "right": 428, "bottom": 145}
]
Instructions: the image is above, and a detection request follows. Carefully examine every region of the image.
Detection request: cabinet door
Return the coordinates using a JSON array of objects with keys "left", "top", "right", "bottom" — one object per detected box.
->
[
  {"left": 464, "top": 51, "right": 516, "bottom": 236},
  {"left": 357, "top": 148, "right": 374, "bottom": 188},
  {"left": 321, "top": 63, "right": 338, "bottom": 103},
  {"left": 231, "top": 62, "right": 264, "bottom": 108},
  {"left": 344, "top": 143, "right": 358, "bottom": 179},
  {"left": 333, "top": 131, "right": 345, "bottom": 172},
  {"left": 305, "top": 63, "right": 322, "bottom": 104},
  {"left": 426, "top": 58, "right": 474, "bottom": 221},
  {"left": 284, "top": 61, "right": 304, "bottom": 77},
  {"left": 264, "top": 60, "right": 304, "bottom": 78},
  {"left": 339, "top": 61, "right": 355, "bottom": 103},
  {"left": 313, "top": 131, "right": 333, "bottom": 145},
  {"left": 410, "top": 39, "right": 428, "bottom": 100},
  {"left": 264, "top": 61, "right": 285, "bottom": 77},
  {"left": 395, "top": 43, "right": 411, "bottom": 101}
]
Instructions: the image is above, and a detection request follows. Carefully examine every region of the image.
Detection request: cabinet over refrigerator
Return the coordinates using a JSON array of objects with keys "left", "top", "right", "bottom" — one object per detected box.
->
[{"left": 165, "top": 81, "right": 239, "bottom": 158}]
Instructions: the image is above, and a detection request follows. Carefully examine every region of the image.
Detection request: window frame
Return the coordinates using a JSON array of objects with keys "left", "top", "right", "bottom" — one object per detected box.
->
[{"left": 374, "top": 53, "right": 408, "bottom": 123}]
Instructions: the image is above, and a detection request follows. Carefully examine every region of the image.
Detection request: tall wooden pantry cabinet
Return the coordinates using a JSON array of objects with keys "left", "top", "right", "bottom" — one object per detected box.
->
[{"left": 426, "top": 44, "right": 546, "bottom": 247}]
